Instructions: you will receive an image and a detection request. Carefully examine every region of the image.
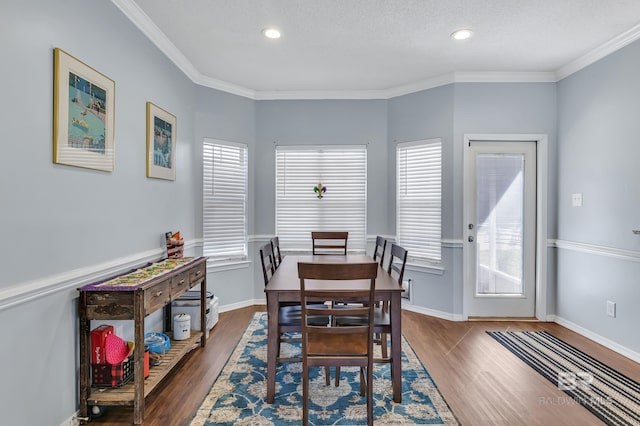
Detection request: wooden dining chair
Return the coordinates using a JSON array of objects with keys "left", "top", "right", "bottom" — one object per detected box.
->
[
  {"left": 334, "top": 244, "right": 408, "bottom": 387},
  {"left": 372, "top": 235, "right": 387, "bottom": 266},
  {"left": 270, "top": 236, "right": 283, "bottom": 269},
  {"left": 311, "top": 231, "right": 348, "bottom": 255},
  {"left": 260, "top": 243, "right": 328, "bottom": 362},
  {"left": 378, "top": 243, "right": 408, "bottom": 359},
  {"left": 298, "top": 261, "right": 377, "bottom": 426}
]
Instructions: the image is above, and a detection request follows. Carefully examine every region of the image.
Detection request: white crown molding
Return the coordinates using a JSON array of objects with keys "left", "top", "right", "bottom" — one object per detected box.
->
[
  {"left": 113, "top": 0, "right": 638, "bottom": 100},
  {"left": 110, "top": 0, "right": 200, "bottom": 81},
  {"left": 111, "top": 0, "right": 256, "bottom": 99},
  {"left": 454, "top": 71, "right": 557, "bottom": 83},
  {"left": 254, "top": 89, "right": 389, "bottom": 101},
  {"left": 195, "top": 74, "right": 257, "bottom": 99},
  {"left": 554, "top": 239, "right": 640, "bottom": 263},
  {"left": 556, "top": 23, "right": 640, "bottom": 81},
  {"left": 384, "top": 73, "right": 455, "bottom": 98}
]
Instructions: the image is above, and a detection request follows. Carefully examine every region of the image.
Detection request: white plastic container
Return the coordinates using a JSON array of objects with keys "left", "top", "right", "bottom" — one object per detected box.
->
[
  {"left": 173, "top": 313, "right": 191, "bottom": 340},
  {"left": 172, "top": 291, "right": 218, "bottom": 332}
]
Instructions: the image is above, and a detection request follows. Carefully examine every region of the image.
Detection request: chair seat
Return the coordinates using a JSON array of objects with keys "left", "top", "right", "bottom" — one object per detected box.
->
[
  {"left": 279, "top": 304, "right": 330, "bottom": 326},
  {"left": 334, "top": 306, "right": 389, "bottom": 327}
]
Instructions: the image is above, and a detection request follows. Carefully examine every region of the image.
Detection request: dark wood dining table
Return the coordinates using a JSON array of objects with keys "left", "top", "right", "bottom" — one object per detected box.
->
[{"left": 264, "top": 254, "right": 404, "bottom": 403}]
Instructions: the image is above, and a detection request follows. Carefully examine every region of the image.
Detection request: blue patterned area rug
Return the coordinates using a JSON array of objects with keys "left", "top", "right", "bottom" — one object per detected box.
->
[
  {"left": 488, "top": 331, "right": 640, "bottom": 426},
  {"left": 190, "top": 312, "right": 459, "bottom": 425}
]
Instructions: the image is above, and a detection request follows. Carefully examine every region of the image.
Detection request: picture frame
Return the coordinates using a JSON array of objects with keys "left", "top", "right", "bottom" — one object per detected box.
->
[
  {"left": 53, "top": 48, "right": 115, "bottom": 172},
  {"left": 146, "top": 102, "right": 177, "bottom": 180}
]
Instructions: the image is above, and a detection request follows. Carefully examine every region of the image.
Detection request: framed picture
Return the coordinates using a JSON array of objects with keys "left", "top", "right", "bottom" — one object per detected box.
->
[
  {"left": 53, "top": 48, "right": 115, "bottom": 172},
  {"left": 146, "top": 102, "right": 177, "bottom": 180}
]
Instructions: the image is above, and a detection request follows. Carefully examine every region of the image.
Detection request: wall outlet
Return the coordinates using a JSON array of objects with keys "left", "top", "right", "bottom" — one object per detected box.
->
[
  {"left": 401, "top": 278, "right": 412, "bottom": 302},
  {"left": 606, "top": 301, "right": 616, "bottom": 318},
  {"left": 571, "top": 193, "right": 583, "bottom": 207}
]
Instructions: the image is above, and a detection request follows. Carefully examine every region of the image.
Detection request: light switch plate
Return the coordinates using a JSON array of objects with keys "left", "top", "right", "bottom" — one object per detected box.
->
[{"left": 606, "top": 301, "right": 616, "bottom": 318}]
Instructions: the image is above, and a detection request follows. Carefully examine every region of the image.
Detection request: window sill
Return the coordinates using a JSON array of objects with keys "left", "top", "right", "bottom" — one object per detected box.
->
[
  {"left": 406, "top": 260, "right": 444, "bottom": 275},
  {"left": 206, "top": 258, "right": 251, "bottom": 272}
]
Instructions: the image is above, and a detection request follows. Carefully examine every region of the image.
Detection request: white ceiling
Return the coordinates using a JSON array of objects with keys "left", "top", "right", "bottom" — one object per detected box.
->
[{"left": 115, "top": 0, "right": 640, "bottom": 99}]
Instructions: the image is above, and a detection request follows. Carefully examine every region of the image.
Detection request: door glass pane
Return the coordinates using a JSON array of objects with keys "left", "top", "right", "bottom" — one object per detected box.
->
[{"left": 475, "top": 154, "right": 524, "bottom": 295}]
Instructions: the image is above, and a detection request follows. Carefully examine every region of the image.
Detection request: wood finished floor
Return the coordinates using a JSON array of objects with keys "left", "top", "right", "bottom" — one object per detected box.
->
[{"left": 88, "top": 306, "right": 640, "bottom": 425}]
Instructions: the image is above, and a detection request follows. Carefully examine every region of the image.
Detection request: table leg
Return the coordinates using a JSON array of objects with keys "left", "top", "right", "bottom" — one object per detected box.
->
[
  {"left": 391, "top": 293, "right": 402, "bottom": 403},
  {"left": 266, "top": 292, "right": 279, "bottom": 404}
]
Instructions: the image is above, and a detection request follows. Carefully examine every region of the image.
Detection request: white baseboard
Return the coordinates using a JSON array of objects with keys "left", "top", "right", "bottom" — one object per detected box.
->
[
  {"left": 401, "top": 302, "right": 464, "bottom": 322},
  {"left": 218, "top": 299, "right": 264, "bottom": 313},
  {"left": 60, "top": 411, "right": 79, "bottom": 426},
  {"left": 553, "top": 315, "right": 640, "bottom": 364}
]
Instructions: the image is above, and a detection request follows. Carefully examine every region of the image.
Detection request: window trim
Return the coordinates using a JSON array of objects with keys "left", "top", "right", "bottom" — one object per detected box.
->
[
  {"left": 396, "top": 138, "right": 442, "bottom": 264},
  {"left": 203, "top": 138, "right": 248, "bottom": 263}
]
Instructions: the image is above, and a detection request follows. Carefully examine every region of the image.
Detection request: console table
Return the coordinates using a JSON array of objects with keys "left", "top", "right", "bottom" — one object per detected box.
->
[{"left": 77, "top": 256, "right": 207, "bottom": 425}]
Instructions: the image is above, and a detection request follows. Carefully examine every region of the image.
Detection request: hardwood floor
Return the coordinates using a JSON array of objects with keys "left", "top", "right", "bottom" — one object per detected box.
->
[{"left": 89, "top": 306, "right": 639, "bottom": 425}]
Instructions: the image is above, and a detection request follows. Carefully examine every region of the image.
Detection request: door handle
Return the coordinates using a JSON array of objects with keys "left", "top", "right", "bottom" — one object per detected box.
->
[{"left": 468, "top": 236, "right": 474, "bottom": 242}]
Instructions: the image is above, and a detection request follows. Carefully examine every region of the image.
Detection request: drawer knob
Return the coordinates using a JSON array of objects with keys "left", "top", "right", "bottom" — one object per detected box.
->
[
  {"left": 155, "top": 291, "right": 163, "bottom": 297},
  {"left": 195, "top": 270, "right": 201, "bottom": 276},
  {"left": 179, "top": 279, "right": 185, "bottom": 285}
]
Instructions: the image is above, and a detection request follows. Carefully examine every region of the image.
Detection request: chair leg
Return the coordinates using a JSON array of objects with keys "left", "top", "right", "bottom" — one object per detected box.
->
[
  {"left": 381, "top": 333, "right": 388, "bottom": 359},
  {"left": 325, "top": 366, "right": 331, "bottom": 386},
  {"left": 359, "top": 367, "right": 365, "bottom": 396},
  {"left": 335, "top": 366, "right": 341, "bottom": 387},
  {"left": 366, "top": 365, "right": 373, "bottom": 425},
  {"left": 303, "top": 363, "right": 309, "bottom": 426}
]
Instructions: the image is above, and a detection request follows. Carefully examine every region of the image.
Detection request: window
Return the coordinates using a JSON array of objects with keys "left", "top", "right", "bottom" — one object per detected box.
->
[
  {"left": 276, "top": 145, "right": 367, "bottom": 252},
  {"left": 397, "top": 139, "right": 442, "bottom": 263},
  {"left": 203, "top": 139, "right": 248, "bottom": 261}
]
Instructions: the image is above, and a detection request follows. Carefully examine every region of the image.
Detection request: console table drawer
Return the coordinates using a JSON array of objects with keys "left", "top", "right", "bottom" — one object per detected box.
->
[
  {"left": 189, "top": 265, "right": 205, "bottom": 284},
  {"left": 171, "top": 272, "right": 190, "bottom": 297},
  {"left": 144, "top": 280, "right": 171, "bottom": 312}
]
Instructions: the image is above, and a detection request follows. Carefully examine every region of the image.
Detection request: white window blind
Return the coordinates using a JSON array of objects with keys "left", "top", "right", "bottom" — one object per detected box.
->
[
  {"left": 203, "top": 139, "right": 248, "bottom": 260},
  {"left": 397, "top": 139, "right": 442, "bottom": 262},
  {"left": 276, "top": 145, "right": 367, "bottom": 252}
]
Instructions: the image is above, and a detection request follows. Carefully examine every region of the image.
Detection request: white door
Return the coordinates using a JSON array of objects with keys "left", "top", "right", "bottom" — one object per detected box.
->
[{"left": 465, "top": 140, "right": 537, "bottom": 317}]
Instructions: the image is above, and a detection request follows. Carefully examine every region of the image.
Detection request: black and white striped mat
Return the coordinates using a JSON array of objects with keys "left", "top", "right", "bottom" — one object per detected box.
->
[{"left": 487, "top": 331, "right": 640, "bottom": 426}]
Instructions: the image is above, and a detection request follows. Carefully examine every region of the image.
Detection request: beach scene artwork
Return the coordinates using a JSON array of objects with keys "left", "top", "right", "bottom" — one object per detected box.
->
[
  {"left": 53, "top": 48, "right": 114, "bottom": 171},
  {"left": 146, "top": 102, "right": 176, "bottom": 180},
  {"left": 68, "top": 72, "right": 106, "bottom": 154}
]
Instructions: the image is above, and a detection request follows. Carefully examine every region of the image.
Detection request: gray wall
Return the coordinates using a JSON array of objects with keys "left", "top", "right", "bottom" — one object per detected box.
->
[
  {"left": 388, "top": 85, "right": 457, "bottom": 314},
  {"left": 557, "top": 40, "right": 640, "bottom": 352},
  {"left": 0, "top": 1, "right": 198, "bottom": 424},
  {"left": 453, "top": 82, "right": 558, "bottom": 316},
  {"left": 254, "top": 99, "right": 389, "bottom": 235},
  {"left": 194, "top": 87, "right": 256, "bottom": 306}
]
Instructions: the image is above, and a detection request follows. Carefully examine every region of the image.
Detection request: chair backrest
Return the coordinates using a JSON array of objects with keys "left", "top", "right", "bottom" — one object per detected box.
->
[
  {"left": 387, "top": 243, "right": 408, "bottom": 285},
  {"left": 311, "top": 231, "right": 348, "bottom": 255},
  {"left": 372, "top": 236, "right": 387, "bottom": 266},
  {"left": 298, "top": 262, "right": 377, "bottom": 359},
  {"left": 270, "top": 236, "right": 282, "bottom": 268},
  {"left": 259, "top": 242, "right": 276, "bottom": 286}
]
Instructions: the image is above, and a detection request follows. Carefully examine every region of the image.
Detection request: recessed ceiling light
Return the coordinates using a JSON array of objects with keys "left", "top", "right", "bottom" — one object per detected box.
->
[
  {"left": 451, "top": 29, "right": 473, "bottom": 40},
  {"left": 263, "top": 28, "right": 281, "bottom": 39}
]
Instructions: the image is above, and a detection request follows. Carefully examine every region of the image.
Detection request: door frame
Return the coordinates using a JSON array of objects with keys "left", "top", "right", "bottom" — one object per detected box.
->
[{"left": 462, "top": 133, "right": 548, "bottom": 320}]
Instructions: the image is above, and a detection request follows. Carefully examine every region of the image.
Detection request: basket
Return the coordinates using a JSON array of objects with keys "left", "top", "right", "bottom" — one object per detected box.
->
[
  {"left": 92, "top": 352, "right": 134, "bottom": 388},
  {"left": 166, "top": 238, "right": 184, "bottom": 259}
]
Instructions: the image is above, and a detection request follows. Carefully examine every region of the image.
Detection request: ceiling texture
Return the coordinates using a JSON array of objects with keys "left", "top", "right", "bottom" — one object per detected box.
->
[{"left": 113, "top": 0, "right": 640, "bottom": 99}]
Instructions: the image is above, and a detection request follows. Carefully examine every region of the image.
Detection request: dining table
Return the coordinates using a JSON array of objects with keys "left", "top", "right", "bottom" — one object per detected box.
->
[{"left": 264, "top": 254, "right": 404, "bottom": 404}]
